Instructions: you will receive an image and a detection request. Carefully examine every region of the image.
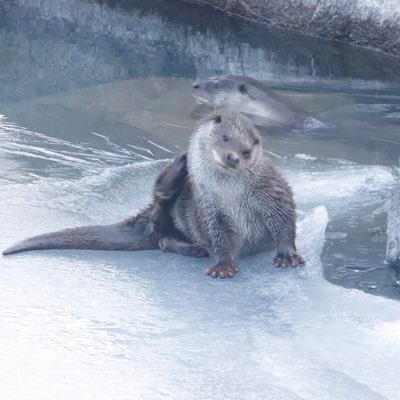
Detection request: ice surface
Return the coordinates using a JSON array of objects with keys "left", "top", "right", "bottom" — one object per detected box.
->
[{"left": 1, "top": 158, "right": 400, "bottom": 399}]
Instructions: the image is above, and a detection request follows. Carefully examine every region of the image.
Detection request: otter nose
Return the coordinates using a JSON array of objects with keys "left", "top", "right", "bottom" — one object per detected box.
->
[
  {"left": 192, "top": 82, "right": 200, "bottom": 89},
  {"left": 226, "top": 153, "right": 240, "bottom": 169}
]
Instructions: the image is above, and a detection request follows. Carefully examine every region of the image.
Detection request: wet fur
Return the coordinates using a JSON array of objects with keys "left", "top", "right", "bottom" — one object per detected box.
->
[
  {"left": 165, "top": 110, "right": 303, "bottom": 276},
  {"left": 2, "top": 205, "right": 160, "bottom": 256}
]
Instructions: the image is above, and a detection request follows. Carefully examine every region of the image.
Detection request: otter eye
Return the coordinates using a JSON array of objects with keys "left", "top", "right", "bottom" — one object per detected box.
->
[
  {"left": 254, "top": 138, "right": 260, "bottom": 145},
  {"left": 222, "top": 134, "right": 229, "bottom": 142},
  {"left": 214, "top": 115, "right": 222, "bottom": 124},
  {"left": 238, "top": 84, "right": 247, "bottom": 94},
  {"left": 242, "top": 150, "right": 251, "bottom": 159}
]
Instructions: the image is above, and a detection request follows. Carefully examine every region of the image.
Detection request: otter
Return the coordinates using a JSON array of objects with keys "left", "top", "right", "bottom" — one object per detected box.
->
[
  {"left": 158, "top": 109, "right": 304, "bottom": 277},
  {"left": 192, "top": 75, "right": 320, "bottom": 129},
  {"left": 3, "top": 110, "right": 303, "bottom": 278}
]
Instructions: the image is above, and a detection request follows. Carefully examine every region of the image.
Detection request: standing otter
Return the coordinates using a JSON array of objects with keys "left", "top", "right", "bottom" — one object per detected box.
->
[
  {"left": 192, "top": 75, "right": 319, "bottom": 129},
  {"left": 3, "top": 110, "right": 303, "bottom": 278}
]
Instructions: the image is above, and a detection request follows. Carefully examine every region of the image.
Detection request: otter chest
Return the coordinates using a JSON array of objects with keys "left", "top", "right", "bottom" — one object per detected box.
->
[{"left": 213, "top": 187, "right": 266, "bottom": 242}]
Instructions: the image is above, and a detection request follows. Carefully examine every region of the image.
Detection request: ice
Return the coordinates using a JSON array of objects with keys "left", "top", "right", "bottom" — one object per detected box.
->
[
  {"left": 295, "top": 205, "right": 328, "bottom": 278},
  {"left": 387, "top": 179, "right": 400, "bottom": 265},
  {"left": 282, "top": 157, "right": 396, "bottom": 217},
  {"left": 1, "top": 158, "right": 400, "bottom": 399}
]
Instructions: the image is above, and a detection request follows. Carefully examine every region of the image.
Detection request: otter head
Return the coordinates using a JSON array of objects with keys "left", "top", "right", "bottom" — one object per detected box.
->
[
  {"left": 192, "top": 76, "right": 250, "bottom": 107},
  {"left": 193, "top": 110, "right": 262, "bottom": 173}
]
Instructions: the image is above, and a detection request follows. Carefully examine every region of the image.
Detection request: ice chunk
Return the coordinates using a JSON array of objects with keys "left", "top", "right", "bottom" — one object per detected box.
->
[
  {"left": 387, "top": 180, "right": 400, "bottom": 265},
  {"left": 296, "top": 205, "right": 328, "bottom": 277},
  {"left": 282, "top": 159, "right": 396, "bottom": 216}
]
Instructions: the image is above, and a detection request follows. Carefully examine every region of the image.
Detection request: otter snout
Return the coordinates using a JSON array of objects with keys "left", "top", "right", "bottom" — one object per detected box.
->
[
  {"left": 192, "top": 81, "right": 211, "bottom": 104},
  {"left": 212, "top": 150, "right": 241, "bottom": 170},
  {"left": 225, "top": 153, "right": 240, "bottom": 169}
]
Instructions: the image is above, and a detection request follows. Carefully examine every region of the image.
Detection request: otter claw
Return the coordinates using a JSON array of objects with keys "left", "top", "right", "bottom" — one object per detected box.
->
[
  {"left": 273, "top": 253, "right": 305, "bottom": 268},
  {"left": 206, "top": 264, "right": 238, "bottom": 279}
]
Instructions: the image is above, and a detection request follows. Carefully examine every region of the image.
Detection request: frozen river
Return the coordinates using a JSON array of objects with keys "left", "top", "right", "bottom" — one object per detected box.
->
[{"left": 1, "top": 0, "right": 400, "bottom": 398}]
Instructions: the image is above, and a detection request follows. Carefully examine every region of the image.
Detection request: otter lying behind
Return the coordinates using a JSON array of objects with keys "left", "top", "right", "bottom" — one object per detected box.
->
[
  {"left": 3, "top": 110, "right": 304, "bottom": 278},
  {"left": 192, "top": 75, "right": 322, "bottom": 129}
]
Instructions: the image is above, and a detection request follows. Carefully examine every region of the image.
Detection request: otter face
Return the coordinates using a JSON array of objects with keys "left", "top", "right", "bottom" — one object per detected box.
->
[
  {"left": 192, "top": 77, "right": 249, "bottom": 107},
  {"left": 199, "top": 111, "right": 261, "bottom": 172}
]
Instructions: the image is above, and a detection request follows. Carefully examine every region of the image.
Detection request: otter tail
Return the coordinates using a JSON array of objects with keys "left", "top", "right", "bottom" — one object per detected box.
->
[{"left": 2, "top": 211, "right": 160, "bottom": 256}]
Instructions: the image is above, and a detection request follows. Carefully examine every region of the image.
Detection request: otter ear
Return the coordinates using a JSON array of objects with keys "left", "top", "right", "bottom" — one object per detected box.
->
[
  {"left": 213, "top": 115, "right": 222, "bottom": 124},
  {"left": 238, "top": 83, "right": 247, "bottom": 94}
]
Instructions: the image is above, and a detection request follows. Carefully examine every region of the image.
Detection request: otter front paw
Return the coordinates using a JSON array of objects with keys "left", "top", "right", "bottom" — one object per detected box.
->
[
  {"left": 273, "top": 252, "right": 305, "bottom": 268},
  {"left": 205, "top": 263, "right": 239, "bottom": 279}
]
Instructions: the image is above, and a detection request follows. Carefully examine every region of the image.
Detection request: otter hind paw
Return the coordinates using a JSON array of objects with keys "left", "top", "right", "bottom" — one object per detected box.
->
[{"left": 159, "top": 237, "right": 208, "bottom": 258}]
